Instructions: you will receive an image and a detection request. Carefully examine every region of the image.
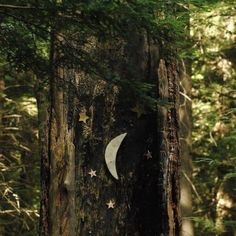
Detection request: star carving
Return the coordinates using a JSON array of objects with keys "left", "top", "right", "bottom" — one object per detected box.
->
[
  {"left": 88, "top": 169, "right": 97, "bottom": 178},
  {"left": 145, "top": 150, "right": 152, "bottom": 160},
  {"left": 79, "top": 111, "right": 89, "bottom": 123},
  {"left": 131, "top": 104, "right": 146, "bottom": 118},
  {"left": 106, "top": 200, "right": 115, "bottom": 209}
]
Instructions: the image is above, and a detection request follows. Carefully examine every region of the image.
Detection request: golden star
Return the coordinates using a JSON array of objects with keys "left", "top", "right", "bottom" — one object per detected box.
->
[
  {"left": 131, "top": 104, "right": 146, "bottom": 118},
  {"left": 106, "top": 200, "right": 115, "bottom": 209},
  {"left": 88, "top": 169, "right": 97, "bottom": 178},
  {"left": 79, "top": 112, "right": 89, "bottom": 123}
]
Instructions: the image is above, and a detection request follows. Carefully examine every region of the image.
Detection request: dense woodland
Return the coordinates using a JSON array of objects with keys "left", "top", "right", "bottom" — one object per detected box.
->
[{"left": 0, "top": 0, "right": 235, "bottom": 235}]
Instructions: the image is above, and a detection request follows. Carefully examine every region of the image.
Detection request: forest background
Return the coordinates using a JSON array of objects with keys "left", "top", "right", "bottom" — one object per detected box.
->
[{"left": 0, "top": 0, "right": 236, "bottom": 235}]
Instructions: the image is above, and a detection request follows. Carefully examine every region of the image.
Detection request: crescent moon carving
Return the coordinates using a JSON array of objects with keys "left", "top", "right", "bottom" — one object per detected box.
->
[{"left": 105, "top": 133, "right": 127, "bottom": 180}]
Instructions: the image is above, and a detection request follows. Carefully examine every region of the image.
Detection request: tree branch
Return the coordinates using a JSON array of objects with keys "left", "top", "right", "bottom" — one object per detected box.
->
[{"left": 0, "top": 4, "right": 39, "bottom": 10}]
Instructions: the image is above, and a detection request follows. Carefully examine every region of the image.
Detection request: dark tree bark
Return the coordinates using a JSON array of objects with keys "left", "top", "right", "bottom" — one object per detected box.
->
[
  {"left": 48, "top": 67, "right": 77, "bottom": 236},
  {"left": 0, "top": 79, "right": 5, "bottom": 235},
  {"left": 157, "top": 57, "right": 181, "bottom": 236},
  {"left": 40, "top": 32, "right": 181, "bottom": 236},
  {"left": 37, "top": 76, "right": 50, "bottom": 236}
]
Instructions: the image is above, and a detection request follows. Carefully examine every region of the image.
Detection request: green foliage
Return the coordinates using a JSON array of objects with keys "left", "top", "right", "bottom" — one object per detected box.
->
[
  {"left": 191, "top": 217, "right": 221, "bottom": 235},
  {"left": 2, "top": 0, "right": 236, "bottom": 235},
  {"left": 0, "top": 67, "right": 39, "bottom": 235},
  {"left": 191, "top": 1, "right": 236, "bottom": 235},
  {"left": 0, "top": 0, "right": 190, "bottom": 110}
]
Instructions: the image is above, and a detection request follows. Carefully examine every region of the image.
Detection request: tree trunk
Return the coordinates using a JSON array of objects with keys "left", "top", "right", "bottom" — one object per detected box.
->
[
  {"left": 48, "top": 65, "right": 77, "bottom": 236},
  {"left": 40, "top": 33, "right": 181, "bottom": 235},
  {"left": 157, "top": 57, "right": 181, "bottom": 235},
  {"left": 37, "top": 75, "right": 50, "bottom": 236},
  {"left": 39, "top": 35, "right": 77, "bottom": 235},
  {"left": 179, "top": 61, "right": 194, "bottom": 236}
]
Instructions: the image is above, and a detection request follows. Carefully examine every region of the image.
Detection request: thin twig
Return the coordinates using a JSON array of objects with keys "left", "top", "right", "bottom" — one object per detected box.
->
[{"left": 182, "top": 170, "right": 202, "bottom": 202}]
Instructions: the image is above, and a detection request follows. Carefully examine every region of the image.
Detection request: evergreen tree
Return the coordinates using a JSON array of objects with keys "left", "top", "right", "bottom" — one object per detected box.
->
[{"left": 0, "top": 1, "right": 188, "bottom": 235}]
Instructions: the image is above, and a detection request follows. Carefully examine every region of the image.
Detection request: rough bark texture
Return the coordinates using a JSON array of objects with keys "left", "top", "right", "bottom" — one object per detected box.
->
[
  {"left": 39, "top": 35, "right": 77, "bottom": 235},
  {"left": 37, "top": 77, "right": 50, "bottom": 236},
  {"left": 40, "top": 33, "right": 181, "bottom": 236},
  {"left": 157, "top": 58, "right": 181, "bottom": 236},
  {"left": 48, "top": 67, "right": 77, "bottom": 236},
  {"left": 74, "top": 36, "right": 181, "bottom": 235},
  {"left": 75, "top": 34, "right": 161, "bottom": 236}
]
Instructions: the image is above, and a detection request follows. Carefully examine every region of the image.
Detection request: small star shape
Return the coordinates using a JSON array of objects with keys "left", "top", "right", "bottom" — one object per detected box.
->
[
  {"left": 131, "top": 104, "right": 146, "bottom": 118},
  {"left": 88, "top": 169, "right": 97, "bottom": 178},
  {"left": 145, "top": 150, "right": 152, "bottom": 160},
  {"left": 106, "top": 200, "right": 115, "bottom": 209},
  {"left": 79, "top": 111, "right": 89, "bottom": 123}
]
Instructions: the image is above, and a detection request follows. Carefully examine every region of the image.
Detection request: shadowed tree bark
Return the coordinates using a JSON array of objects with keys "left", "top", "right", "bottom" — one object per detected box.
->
[{"left": 40, "top": 30, "right": 181, "bottom": 236}]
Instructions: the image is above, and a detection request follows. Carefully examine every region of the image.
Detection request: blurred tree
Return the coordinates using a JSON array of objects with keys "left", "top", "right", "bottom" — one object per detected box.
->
[
  {"left": 191, "top": 1, "right": 236, "bottom": 235},
  {"left": 180, "top": 60, "right": 193, "bottom": 236},
  {"left": 179, "top": 6, "right": 193, "bottom": 235}
]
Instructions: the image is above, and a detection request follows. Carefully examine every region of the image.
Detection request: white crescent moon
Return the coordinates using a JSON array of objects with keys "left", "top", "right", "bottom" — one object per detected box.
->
[{"left": 105, "top": 133, "right": 127, "bottom": 180}]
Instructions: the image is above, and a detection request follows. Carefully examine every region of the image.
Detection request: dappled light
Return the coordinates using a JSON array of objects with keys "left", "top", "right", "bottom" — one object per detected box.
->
[{"left": 0, "top": 0, "right": 235, "bottom": 235}]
